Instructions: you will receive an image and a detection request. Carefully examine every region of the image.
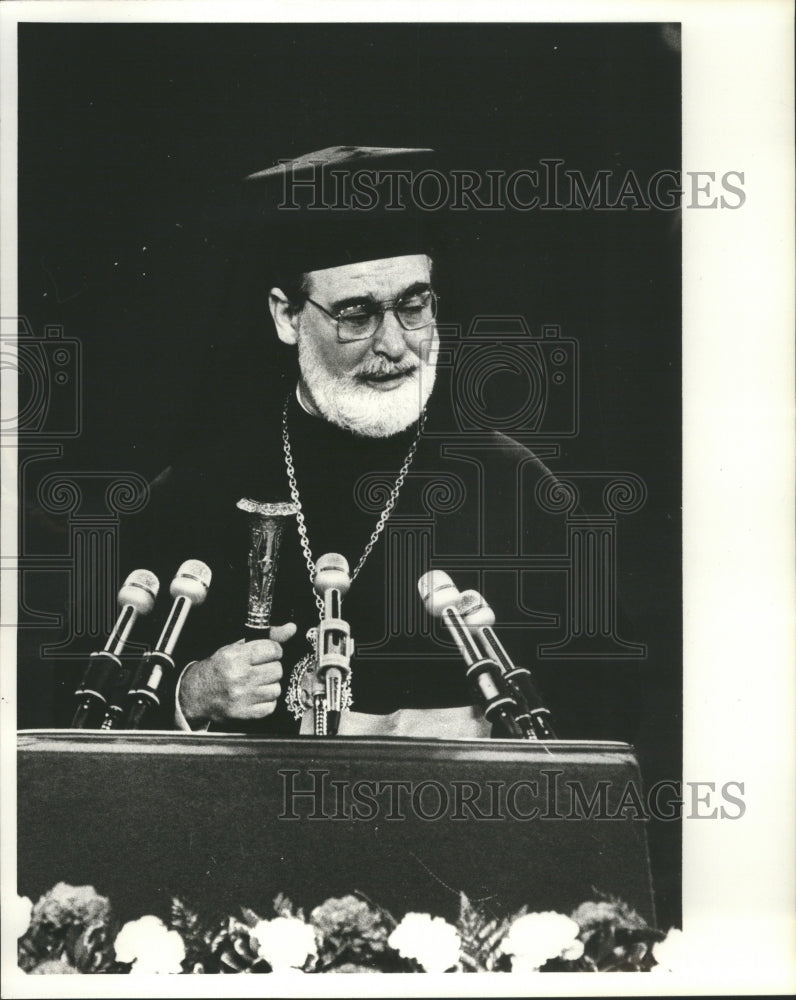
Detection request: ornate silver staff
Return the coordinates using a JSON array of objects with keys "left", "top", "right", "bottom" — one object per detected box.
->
[{"left": 236, "top": 498, "right": 298, "bottom": 640}]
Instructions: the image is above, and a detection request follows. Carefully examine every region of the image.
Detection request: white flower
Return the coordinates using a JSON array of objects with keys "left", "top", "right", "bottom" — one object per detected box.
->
[
  {"left": 29, "top": 957, "right": 79, "bottom": 974},
  {"left": 114, "top": 915, "right": 185, "bottom": 974},
  {"left": 388, "top": 912, "right": 461, "bottom": 973},
  {"left": 13, "top": 896, "right": 33, "bottom": 939},
  {"left": 652, "top": 927, "right": 684, "bottom": 972},
  {"left": 501, "top": 910, "right": 585, "bottom": 972},
  {"left": 250, "top": 916, "right": 317, "bottom": 972}
]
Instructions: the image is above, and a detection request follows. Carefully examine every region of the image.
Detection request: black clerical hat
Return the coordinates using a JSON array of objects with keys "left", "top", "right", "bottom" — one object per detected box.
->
[{"left": 216, "top": 145, "right": 439, "bottom": 280}]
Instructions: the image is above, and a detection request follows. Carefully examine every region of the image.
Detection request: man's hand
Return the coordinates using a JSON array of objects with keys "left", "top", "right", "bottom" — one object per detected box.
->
[{"left": 178, "top": 623, "right": 297, "bottom": 725}]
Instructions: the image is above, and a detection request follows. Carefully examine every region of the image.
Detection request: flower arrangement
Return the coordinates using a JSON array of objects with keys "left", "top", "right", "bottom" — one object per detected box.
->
[{"left": 17, "top": 883, "right": 676, "bottom": 974}]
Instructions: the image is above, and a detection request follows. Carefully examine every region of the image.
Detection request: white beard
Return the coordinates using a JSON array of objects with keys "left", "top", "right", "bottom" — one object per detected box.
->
[{"left": 297, "top": 334, "right": 438, "bottom": 438}]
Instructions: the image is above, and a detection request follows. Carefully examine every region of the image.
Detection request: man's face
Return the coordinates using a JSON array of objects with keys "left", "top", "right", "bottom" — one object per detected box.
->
[{"left": 287, "top": 254, "right": 438, "bottom": 437}]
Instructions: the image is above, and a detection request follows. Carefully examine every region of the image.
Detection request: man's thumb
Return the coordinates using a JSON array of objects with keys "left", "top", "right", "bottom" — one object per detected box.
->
[{"left": 269, "top": 621, "right": 298, "bottom": 643}]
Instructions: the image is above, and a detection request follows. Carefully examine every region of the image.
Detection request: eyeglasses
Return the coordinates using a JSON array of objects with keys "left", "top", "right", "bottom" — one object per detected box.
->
[{"left": 304, "top": 289, "right": 439, "bottom": 343}]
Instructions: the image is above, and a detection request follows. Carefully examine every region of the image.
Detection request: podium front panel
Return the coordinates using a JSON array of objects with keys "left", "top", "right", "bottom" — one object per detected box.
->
[{"left": 18, "top": 732, "right": 655, "bottom": 924}]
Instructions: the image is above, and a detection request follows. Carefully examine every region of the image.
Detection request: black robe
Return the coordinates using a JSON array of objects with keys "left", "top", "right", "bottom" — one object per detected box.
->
[{"left": 118, "top": 385, "right": 641, "bottom": 740}]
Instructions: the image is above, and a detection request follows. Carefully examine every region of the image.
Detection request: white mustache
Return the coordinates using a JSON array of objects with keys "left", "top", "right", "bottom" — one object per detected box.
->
[{"left": 356, "top": 362, "right": 417, "bottom": 379}]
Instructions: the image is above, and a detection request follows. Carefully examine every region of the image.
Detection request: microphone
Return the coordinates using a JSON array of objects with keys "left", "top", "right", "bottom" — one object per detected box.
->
[
  {"left": 120, "top": 559, "right": 212, "bottom": 729},
  {"left": 71, "top": 570, "right": 159, "bottom": 729},
  {"left": 417, "top": 570, "right": 523, "bottom": 739},
  {"left": 313, "top": 553, "right": 354, "bottom": 736},
  {"left": 457, "top": 589, "right": 557, "bottom": 740}
]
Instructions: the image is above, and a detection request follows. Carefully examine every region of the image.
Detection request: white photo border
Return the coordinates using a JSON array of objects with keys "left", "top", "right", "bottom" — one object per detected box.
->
[{"left": 1, "top": 1, "right": 793, "bottom": 997}]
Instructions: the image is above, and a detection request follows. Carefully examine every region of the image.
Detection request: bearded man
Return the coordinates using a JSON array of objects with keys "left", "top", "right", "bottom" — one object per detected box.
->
[{"left": 116, "top": 146, "right": 638, "bottom": 742}]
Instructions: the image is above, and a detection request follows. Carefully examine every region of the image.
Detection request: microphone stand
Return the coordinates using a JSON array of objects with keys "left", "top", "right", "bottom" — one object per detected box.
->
[
  {"left": 417, "top": 570, "right": 525, "bottom": 739},
  {"left": 457, "top": 591, "right": 557, "bottom": 740},
  {"left": 313, "top": 554, "right": 354, "bottom": 737},
  {"left": 71, "top": 570, "right": 159, "bottom": 729},
  {"left": 120, "top": 560, "right": 211, "bottom": 729},
  {"left": 441, "top": 606, "right": 524, "bottom": 739}
]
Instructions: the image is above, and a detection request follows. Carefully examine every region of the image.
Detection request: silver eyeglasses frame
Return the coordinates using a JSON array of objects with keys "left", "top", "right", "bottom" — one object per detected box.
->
[{"left": 303, "top": 289, "right": 439, "bottom": 343}]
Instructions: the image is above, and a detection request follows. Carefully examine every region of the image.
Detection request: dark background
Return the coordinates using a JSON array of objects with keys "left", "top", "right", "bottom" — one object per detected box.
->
[{"left": 17, "top": 23, "right": 681, "bottom": 925}]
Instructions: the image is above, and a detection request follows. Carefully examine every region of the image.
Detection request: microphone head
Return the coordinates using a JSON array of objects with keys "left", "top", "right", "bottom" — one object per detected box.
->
[
  {"left": 457, "top": 590, "right": 496, "bottom": 628},
  {"left": 313, "top": 552, "right": 351, "bottom": 596},
  {"left": 417, "top": 570, "right": 460, "bottom": 617},
  {"left": 118, "top": 569, "right": 160, "bottom": 615},
  {"left": 170, "top": 559, "right": 212, "bottom": 605}
]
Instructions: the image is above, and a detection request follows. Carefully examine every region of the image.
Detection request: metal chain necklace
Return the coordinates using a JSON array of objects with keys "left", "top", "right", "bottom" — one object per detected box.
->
[{"left": 282, "top": 392, "right": 427, "bottom": 720}]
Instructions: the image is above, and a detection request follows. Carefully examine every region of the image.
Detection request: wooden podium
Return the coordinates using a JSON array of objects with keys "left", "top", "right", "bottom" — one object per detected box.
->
[{"left": 18, "top": 732, "right": 655, "bottom": 924}]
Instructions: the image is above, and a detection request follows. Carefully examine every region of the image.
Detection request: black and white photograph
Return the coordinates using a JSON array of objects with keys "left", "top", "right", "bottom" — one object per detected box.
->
[{"left": 1, "top": 2, "right": 793, "bottom": 996}]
